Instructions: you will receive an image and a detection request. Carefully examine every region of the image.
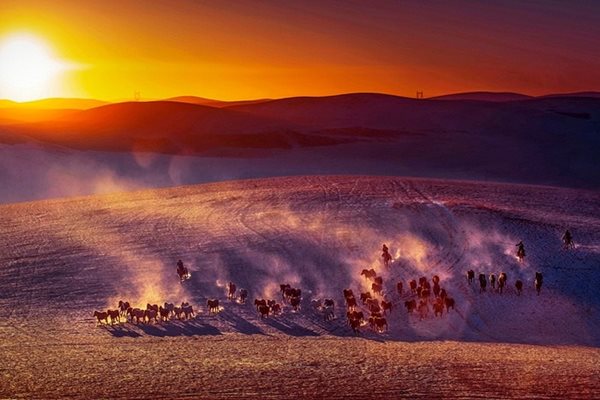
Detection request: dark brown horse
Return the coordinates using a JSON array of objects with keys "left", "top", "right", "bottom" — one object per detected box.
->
[
  {"left": 254, "top": 298, "right": 266, "bottom": 310},
  {"left": 238, "top": 289, "right": 248, "bottom": 303},
  {"left": 349, "top": 317, "right": 361, "bottom": 335},
  {"left": 409, "top": 279, "right": 417, "bottom": 293},
  {"left": 479, "top": 274, "right": 487, "bottom": 293},
  {"left": 118, "top": 300, "right": 130, "bottom": 316},
  {"left": 371, "top": 282, "right": 383, "bottom": 296},
  {"left": 418, "top": 300, "right": 429, "bottom": 320},
  {"left": 535, "top": 272, "right": 543, "bottom": 295},
  {"left": 396, "top": 281, "right": 403, "bottom": 295},
  {"left": 206, "top": 299, "right": 219, "bottom": 314},
  {"left": 433, "top": 283, "right": 440, "bottom": 298},
  {"left": 146, "top": 303, "right": 159, "bottom": 314},
  {"left": 271, "top": 303, "right": 282, "bottom": 314},
  {"left": 404, "top": 299, "right": 416, "bottom": 313},
  {"left": 467, "top": 270, "right": 475, "bottom": 284},
  {"left": 347, "top": 310, "right": 364, "bottom": 325},
  {"left": 382, "top": 251, "right": 392, "bottom": 268},
  {"left": 158, "top": 306, "right": 170, "bottom": 322},
  {"left": 433, "top": 300, "right": 444, "bottom": 317},
  {"left": 515, "top": 280, "right": 523, "bottom": 296},
  {"left": 227, "top": 282, "right": 237, "bottom": 300},
  {"left": 258, "top": 304, "right": 270, "bottom": 318},
  {"left": 444, "top": 297, "right": 455, "bottom": 312},
  {"left": 381, "top": 300, "right": 392, "bottom": 315},
  {"left": 280, "top": 284, "right": 291, "bottom": 297},
  {"left": 516, "top": 242, "right": 526, "bottom": 262},
  {"left": 498, "top": 272, "right": 507, "bottom": 294},
  {"left": 284, "top": 287, "right": 301, "bottom": 302},
  {"left": 324, "top": 299, "right": 335, "bottom": 310},
  {"left": 290, "top": 296, "right": 301, "bottom": 311},
  {"left": 360, "top": 292, "right": 372, "bottom": 304},
  {"left": 107, "top": 309, "right": 120, "bottom": 324},
  {"left": 372, "top": 316, "right": 388, "bottom": 333},
  {"left": 360, "top": 268, "right": 377, "bottom": 280},
  {"left": 343, "top": 288, "right": 354, "bottom": 300},
  {"left": 439, "top": 288, "right": 447, "bottom": 300},
  {"left": 345, "top": 296, "right": 357, "bottom": 311}
]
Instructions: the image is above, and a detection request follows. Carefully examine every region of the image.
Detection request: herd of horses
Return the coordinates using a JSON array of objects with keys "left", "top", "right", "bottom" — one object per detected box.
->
[
  {"left": 93, "top": 264, "right": 545, "bottom": 329},
  {"left": 342, "top": 268, "right": 457, "bottom": 335},
  {"left": 467, "top": 270, "right": 544, "bottom": 296},
  {"left": 93, "top": 245, "right": 546, "bottom": 335},
  {"left": 91, "top": 226, "right": 571, "bottom": 331},
  {"left": 245, "top": 265, "right": 459, "bottom": 336},
  {"left": 93, "top": 301, "right": 197, "bottom": 325},
  {"left": 252, "top": 284, "right": 305, "bottom": 319}
]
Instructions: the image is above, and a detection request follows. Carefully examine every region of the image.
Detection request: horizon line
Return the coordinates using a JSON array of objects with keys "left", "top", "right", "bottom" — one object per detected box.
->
[{"left": 2, "top": 89, "right": 600, "bottom": 105}]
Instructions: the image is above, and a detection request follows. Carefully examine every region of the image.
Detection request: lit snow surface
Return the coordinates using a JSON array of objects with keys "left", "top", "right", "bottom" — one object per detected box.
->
[{"left": 0, "top": 176, "right": 599, "bottom": 398}]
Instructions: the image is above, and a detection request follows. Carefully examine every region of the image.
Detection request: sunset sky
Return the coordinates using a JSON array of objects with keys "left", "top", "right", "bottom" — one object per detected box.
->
[{"left": 1, "top": 0, "right": 600, "bottom": 101}]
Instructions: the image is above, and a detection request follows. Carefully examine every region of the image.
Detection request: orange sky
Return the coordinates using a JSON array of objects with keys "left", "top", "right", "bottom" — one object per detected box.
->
[{"left": 1, "top": 0, "right": 600, "bottom": 101}]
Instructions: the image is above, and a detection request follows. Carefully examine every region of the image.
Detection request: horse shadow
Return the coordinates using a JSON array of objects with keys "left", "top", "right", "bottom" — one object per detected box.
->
[
  {"left": 214, "top": 310, "right": 266, "bottom": 335},
  {"left": 134, "top": 319, "right": 222, "bottom": 337},
  {"left": 105, "top": 325, "right": 142, "bottom": 338},
  {"left": 263, "top": 317, "right": 320, "bottom": 337}
]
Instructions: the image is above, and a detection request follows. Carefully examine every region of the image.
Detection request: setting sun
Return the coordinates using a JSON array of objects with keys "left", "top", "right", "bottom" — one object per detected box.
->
[{"left": 0, "top": 34, "right": 68, "bottom": 101}]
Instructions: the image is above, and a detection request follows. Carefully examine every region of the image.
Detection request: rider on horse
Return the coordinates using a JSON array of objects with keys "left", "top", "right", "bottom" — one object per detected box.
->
[
  {"left": 381, "top": 244, "right": 392, "bottom": 267},
  {"left": 516, "top": 241, "right": 525, "bottom": 261},
  {"left": 176, "top": 260, "right": 189, "bottom": 281},
  {"left": 562, "top": 229, "right": 573, "bottom": 249}
]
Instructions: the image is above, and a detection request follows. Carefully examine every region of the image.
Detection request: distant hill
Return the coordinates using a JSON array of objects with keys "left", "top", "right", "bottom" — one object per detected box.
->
[
  {"left": 0, "top": 92, "right": 598, "bottom": 189},
  {"left": 0, "top": 98, "right": 108, "bottom": 124},
  {"left": 0, "top": 108, "right": 82, "bottom": 124},
  {"left": 539, "top": 91, "right": 600, "bottom": 99},
  {"left": 2, "top": 101, "right": 349, "bottom": 152},
  {"left": 164, "top": 96, "right": 271, "bottom": 108},
  {"left": 227, "top": 92, "right": 600, "bottom": 131},
  {"left": 1, "top": 98, "right": 108, "bottom": 110},
  {"left": 228, "top": 93, "right": 423, "bottom": 128},
  {"left": 429, "top": 91, "right": 533, "bottom": 102}
]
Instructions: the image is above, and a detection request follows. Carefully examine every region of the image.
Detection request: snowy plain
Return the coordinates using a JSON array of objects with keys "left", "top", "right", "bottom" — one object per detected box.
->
[{"left": 0, "top": 176, "right": 599, "bottom": 398}]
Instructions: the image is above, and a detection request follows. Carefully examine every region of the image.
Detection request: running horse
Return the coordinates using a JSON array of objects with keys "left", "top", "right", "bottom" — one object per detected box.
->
[
  {"left": 176, "top": 260, "right": 190, "bottom": 282},
  {"left": 516, "top": 242, "right": 526, "bottom": 262},
  {"left": 227, "top": 282, "right": 237, "bottom": 300},
  {"left": 535, "top": 272, "right": 543, "bottom": 295},
  {"left": 382, "top": 249, "right": 392, "bottom": 268}
]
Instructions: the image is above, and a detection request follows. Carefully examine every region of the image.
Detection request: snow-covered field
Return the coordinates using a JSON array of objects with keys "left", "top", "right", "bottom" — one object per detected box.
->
[{"left": 1, "top": 176, "right": 599, "bottom": 398}]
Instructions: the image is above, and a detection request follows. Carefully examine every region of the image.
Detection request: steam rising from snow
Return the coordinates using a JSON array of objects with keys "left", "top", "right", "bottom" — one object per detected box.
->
[{"left": 46, "top": 163, "right": 143, "bottom": 199}]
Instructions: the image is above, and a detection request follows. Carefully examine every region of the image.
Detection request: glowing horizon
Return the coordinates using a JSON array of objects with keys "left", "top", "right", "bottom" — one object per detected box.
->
[{"left": 1, "top": 1, "right": 599, "bottom": 102}]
